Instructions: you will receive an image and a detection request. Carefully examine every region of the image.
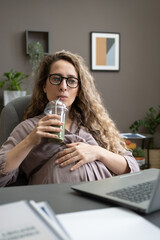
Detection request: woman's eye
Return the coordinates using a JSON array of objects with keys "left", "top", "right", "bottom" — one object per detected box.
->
[
  {"left": 53, "top": 77, "right": 61, "bottom": 82},
  {"left": 68, "top": 79, "right": 76, "bottom": 84}
]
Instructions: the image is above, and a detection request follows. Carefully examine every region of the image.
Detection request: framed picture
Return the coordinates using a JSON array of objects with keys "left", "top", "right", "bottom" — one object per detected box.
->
[{"left": 90, "top": 32, "right": 120, "bottom": 71}]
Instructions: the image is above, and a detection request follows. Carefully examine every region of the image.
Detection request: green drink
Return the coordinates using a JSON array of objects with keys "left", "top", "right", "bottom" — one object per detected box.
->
[
  {"left": 44, "top": 99, "right": 68, "bottom": 142},
  {"left": 53, "top": 122, "right": 65, "bottom": 143}
]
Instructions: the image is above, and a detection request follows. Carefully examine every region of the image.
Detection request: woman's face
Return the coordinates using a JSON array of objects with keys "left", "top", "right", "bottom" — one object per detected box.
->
[{"left": 43, "top": 60, "right": 79, "bottom": 110}]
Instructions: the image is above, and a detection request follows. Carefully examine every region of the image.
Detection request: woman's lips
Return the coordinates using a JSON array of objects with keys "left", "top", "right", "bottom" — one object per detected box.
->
[{"left": 58, "top": 96, "right": 67, "bottom": 101}]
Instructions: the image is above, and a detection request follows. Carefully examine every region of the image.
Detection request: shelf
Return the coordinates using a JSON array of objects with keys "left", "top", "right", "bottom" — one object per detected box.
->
[
  {"left": 25, "top": 30, "right": 49, "bottom": 54},
  {"left": 121, "top": 132, "right": 153, "bottom": 169},
  {"left": 120, "top": 133, "right": 153, "bottom": 140}
]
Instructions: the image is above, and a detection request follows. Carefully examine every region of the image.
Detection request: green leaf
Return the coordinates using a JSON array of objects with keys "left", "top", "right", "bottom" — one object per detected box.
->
[{"left": 0, "top": 69, "right": 29, "bottom": 90}]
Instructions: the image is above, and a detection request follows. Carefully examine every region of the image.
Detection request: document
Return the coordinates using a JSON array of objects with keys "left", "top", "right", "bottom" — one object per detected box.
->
[
  {"left": 57, "top": 207, "right": 160, "bottom": 240},
  {"left": 37, "top": 201, "right": 71, "bottom": 239},
  {"left": 0, "top": 200, "right": 71, "bottom": 240}
]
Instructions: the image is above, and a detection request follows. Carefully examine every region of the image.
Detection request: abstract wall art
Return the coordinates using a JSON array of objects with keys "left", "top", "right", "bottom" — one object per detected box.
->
[{"left": 90, "top": 32, "right": 120, "bottom": 71}]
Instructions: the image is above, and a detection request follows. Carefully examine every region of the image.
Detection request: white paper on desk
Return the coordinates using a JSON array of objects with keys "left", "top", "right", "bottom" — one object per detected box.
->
[{"left": 57, "top": 207, "right": 160, "bottom": 240}]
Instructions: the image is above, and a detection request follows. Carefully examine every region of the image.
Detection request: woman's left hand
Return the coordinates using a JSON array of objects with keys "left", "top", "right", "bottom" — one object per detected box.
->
[{"left": 55, "top": 142, "right": 99, "bottom": 171}]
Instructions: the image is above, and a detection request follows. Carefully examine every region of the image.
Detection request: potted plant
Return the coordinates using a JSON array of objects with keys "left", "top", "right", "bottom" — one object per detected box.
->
[
  {"left": 129, "top": 105, "right": 160, "bottom": 168},
  {"left": 129, "top": 105, "right": 160, "bottom": 149},
  {"left": 28, "top": 41, "right": 44, "bottom": 76},
  {"left": 0, "top": 69, "right": 29, "bottom": 105}
]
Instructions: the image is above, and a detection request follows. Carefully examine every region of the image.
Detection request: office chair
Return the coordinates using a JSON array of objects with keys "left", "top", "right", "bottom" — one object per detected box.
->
[
  {"left": 0, "top": 95, "right": 32, "bottom": 186},
  {"left": 0, "top": 95, "right": 32, "bottom": 147}
]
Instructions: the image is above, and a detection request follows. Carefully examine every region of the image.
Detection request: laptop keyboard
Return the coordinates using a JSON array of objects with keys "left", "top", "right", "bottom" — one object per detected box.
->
[{"left": 107, "top": 181, "right": 154, "bottom": 203}]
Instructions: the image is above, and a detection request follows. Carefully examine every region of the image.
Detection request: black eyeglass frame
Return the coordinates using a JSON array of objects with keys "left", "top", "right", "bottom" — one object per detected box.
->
[{"left": 48, "top": 74, "right": 81, "bottom": 88}]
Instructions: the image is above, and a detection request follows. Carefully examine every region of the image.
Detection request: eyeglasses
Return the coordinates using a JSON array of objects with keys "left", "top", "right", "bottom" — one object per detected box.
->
[{"left": 48, "top": 74, "right": 80, "bottom": 88}]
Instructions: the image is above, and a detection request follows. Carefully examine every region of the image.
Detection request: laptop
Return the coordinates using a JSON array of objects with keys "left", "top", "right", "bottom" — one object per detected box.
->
[{"left": 71, "top": 168, "right": 160, "bottom": 214}]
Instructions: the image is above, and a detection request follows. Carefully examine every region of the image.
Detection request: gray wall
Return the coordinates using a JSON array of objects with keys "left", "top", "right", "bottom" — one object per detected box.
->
[{"left": 0, "top": 0, "right": 160, "bottom": 146}]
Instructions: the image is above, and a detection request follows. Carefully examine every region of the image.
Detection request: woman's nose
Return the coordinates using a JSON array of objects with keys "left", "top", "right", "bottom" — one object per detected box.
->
[{"left": 59, "top": 79, "right": 67, "bottom": 91}]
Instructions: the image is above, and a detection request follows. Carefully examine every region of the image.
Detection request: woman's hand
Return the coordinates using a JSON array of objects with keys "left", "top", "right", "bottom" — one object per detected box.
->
[
  {"left": 55, "top": 142, "right": 130, "bottom": 175},
  {"left": 55, "top": 142, "right": 99, "bottom": 171},
  {"left": 5, "top": 114, "right": 63, "bottom": 173},
  {"left": 28, "top": 114, "right": 63, "bottom": 146}
]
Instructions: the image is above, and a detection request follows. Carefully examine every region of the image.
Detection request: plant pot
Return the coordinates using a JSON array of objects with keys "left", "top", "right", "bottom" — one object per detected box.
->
[
  {"left": 135, "top": 157, "right": 145, "bottom": 167},
  {"left": 3, "top": 90, "right": 27, "bottom": 106}
]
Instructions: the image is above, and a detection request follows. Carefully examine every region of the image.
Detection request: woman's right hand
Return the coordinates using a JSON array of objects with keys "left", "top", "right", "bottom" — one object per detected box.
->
[{"left": 28, "top": 114, "right": 63, "bottom": 146}]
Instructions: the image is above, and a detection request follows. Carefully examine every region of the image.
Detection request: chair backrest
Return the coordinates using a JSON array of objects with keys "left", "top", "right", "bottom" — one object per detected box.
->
[{"left": 0, "top": 95, "right": 32, "bottom": 147}]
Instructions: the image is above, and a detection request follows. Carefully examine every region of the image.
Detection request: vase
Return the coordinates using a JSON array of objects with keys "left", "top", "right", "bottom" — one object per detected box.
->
[
  {"left": 135, "top": 157, "right": 145, "bottom": 167},
  {"left": 3, "top": 90, "right": 27, "bottom": 106}
]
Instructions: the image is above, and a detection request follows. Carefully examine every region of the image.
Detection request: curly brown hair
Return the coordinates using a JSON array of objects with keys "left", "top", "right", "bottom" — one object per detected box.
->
[{"left": 24, "top": 50, "right": 126, "bottom": 153}]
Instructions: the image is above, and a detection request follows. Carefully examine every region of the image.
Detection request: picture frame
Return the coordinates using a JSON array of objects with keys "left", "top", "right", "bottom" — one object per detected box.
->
[{"left": 90, "top": 32, "right": 120, "bottom": 71}]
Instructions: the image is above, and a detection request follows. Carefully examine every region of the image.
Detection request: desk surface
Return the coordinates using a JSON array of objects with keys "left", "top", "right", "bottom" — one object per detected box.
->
[{"left": 0, "top": 183, "right": 160, "bottom": 228}]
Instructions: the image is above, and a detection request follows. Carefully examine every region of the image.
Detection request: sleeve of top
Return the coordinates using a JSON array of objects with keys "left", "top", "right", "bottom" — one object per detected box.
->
[
  {"left": 78, "top": 126, "right": 140, "bottom": 173},
  {"left": 0, "top": 119, "right": 35, "bottom": 186},
  {"left": 123, "top": 150, "right": 140, "bottom": 173}
]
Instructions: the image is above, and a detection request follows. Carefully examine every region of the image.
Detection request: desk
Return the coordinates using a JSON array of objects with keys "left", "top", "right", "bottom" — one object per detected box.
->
[{"left": 0, "top": 183, "right": 160, "bottom": 229}]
